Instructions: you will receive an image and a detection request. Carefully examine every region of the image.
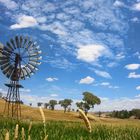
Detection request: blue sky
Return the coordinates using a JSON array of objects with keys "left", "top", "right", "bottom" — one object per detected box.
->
[{"left": 0, "top": 0, "right": 140, "bottom": 111}]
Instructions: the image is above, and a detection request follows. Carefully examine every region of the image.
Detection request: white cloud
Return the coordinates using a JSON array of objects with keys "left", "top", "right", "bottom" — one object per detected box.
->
[
  {"left": 38, "top": 22, "right": 67, "bottom": 35},
  {"left": 135, "top": 94, "right": 140, "bottom": 98},
  {"left": 4, "top": 0, "right": 128, "bottom": 69},
  {"left": 10, "top": 15, "right": 38, "bottom": 29},
  {"left": 108, "top": 85, "right": 119, "bottom": 89},
  {"left": 98, "top": 82, "right": 119, "bottom": 89},
  {"left": 113, "top": 0, "right": 125, "bottom": 7},
  {"left": 107, "top": 62, "right": 118, "bottom": 68},
  {"left": 0, "top": 88, "right": 7, "bottom": 94},
  {"left": 131, "top": 17, "right": 139, "bottom": 23},
  {"left": 133, "top": 51, "right": 140, "bottom": 59},
  {"left": 100, "top": 82, "right": 110, "bottom": 86},
  {"left": 94, "top": 97, "right": 140, "bottom": 112},
  {"left": 128, "top": 72, "right": 140, "bottom": 78},
  {"left": 125, "top": 64, "right": 140, "bottom": 70},
  {"left": 50, "top": 94, "right": 58, "bottom": 97},
  {"left": 94, "top": 70, "right": 112, "bottom": 79},
  {"left": 136, "top": 86, "right": 140, "bottom": 90},
  {"left": 79, "top": 76, "right": 95, "bottom": 84},
  {"left": 20, "top": 89, "right": 31, "bottom": 93},
  {"left": 46, "top": 77, "right": 58, "bottom": 82},
  {"left": 116, "top": 53, "right": 125, "bottom": 60},
  {"left": 36, "top": 16, "right": 47, "bottom": 23},
  {"left": 133, "top": 2, "right": 140, "bottom": 11},
  {"left": 0, "top": 0, "right": 17, "bottom": 9},
  {"left": 44, "top": 57, "right": 76, "bottom": 70},
  {"left": 77, "top": 44, "right": 112, "bottom": 63}
]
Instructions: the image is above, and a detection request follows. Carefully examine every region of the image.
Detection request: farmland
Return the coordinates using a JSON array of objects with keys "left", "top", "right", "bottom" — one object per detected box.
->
[{"left": 0, "top": 99, "right": 140, "bottom": 140}]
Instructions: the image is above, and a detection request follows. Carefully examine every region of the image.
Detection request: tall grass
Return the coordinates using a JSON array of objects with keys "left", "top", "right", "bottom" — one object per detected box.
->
[{"left": 0, "top": 119, "right": 140, "bottom": 140}]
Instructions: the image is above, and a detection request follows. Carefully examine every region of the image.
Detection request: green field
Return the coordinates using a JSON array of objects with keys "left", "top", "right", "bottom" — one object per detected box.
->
[
  {"left": 0, "top": 118, "right": 140, "bottom": 140},
  {"left": 0, "top": 99, "right": 140, "bottom": 140}
]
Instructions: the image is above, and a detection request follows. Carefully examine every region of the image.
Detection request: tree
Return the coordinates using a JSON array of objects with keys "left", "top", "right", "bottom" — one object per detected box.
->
[
  {"left": 20, "top": 100, "right": 24, "bottom": 104},
  {"left": 37, "top": 102, "right": 43, "bottom": 107},
  {"left": 76, "top": 101, "right": 84, "bottom": 110},
  {"left": 44, "top": 103, "right": 49, "bottom": 109},
  {"left": 49, "top": 100, "right": 57, "bottom": 110},
  {"left": 131, "top": 109, "right": 140, "bottom": 119},
  {"left": 82, "top": 91, "right": 101, "bottom": 115},
  {"left": 59, "top": 99, "right": 73, "bottom": 113}
]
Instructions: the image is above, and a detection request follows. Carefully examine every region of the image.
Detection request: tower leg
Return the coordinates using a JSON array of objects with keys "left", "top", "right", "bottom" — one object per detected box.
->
[{"left": 4, "top": 81, "right": 22, "bottom": 119}]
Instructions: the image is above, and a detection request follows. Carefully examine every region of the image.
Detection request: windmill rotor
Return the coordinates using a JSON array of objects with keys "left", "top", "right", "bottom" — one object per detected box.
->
[
  {"left": 0, "top": 35, "right": 42, "bottom": 81},
  {"left": 0, "top": 35, "right": 42, "bottom": 119}
]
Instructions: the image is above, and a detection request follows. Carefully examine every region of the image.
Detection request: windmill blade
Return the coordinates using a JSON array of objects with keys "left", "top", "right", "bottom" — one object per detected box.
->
[
  {"left": 29, "top": 60, "right": 38, "bottom": 66},
  {"left": 26, "top": 63, "right": 37, "bottom": 74},
  {"left": 28, "top": 61, "right": 38, "bottom": 68},
  {"left": 24, "top": 65, "right": 35, "bottom": 78},
  {"left": 29, "top": 56, "right": 42, "bottom": 61},
  {"left": 22, "top": 36, "right": 28, "bottom": 48},
  {"left": 2, "top": 49, "right": 12, "bottom": 56},
  {"left": 23, "top": 67, "right": 31, "bottom": 78},
  {"left": 3, "top": 46, "right": 13, "bottom": 54},
  {"left": 26, "top": 39, "right": 33, "bottom": 49},
  {"left": 28, "top": 45, "right": 39, "bottom": 52},
  {"left": 2, "top": 50, "right": 15, "bottom": 62},
  {"left": 23, "top": 53, "right": 39, "bottom": 58},
  {"left": 15, "top": 36, "right": 20, "bottom": 48},
  {"left": 28, "top": 42, "right": 35, "bottom": 50},
  {"left": 0, "top": 59, "right": 9, "bottom": 66},
  {"left": 4, "top": 65, "right": 15, "bottom": 78},
  {"left": 3, "top": 64, "right": 14, "bottom": 76},
  {"left": 0, "top": 35, "right": 41, "bottom": 80},
  {"left": 10, "top": 38, "right": 16, "bottom": 49},
  {"left": 6, "top": 42, "right": 14, "bottom": 51},
  {"left": 21, "top": 67, "right": 29, "bottom": 78},
  {"left": 19, "top": 36, "right": 23, "bottom": 48},
  {"left": 29, "top": 59, "right": 42, "bottom": 66},
  {"left": 1, "top": 63, "right": 10, "bottom": 74},
  {"left": 20, "top": 38, "right": 33, "bottom": 56},
  {"left": 19, "top": 68, "right": 25, "bottom": 80},
  {"left": 0, "top": 55, "right": 9, "bottom": 61}
]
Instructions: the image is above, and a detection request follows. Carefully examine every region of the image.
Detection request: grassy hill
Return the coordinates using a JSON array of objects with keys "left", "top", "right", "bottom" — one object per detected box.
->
[
  {"left": 0, "top": 98, "right": 140, "bottom": 126},
  {"left": 0, "top": 99, "right": 81, "bottom": 122}
]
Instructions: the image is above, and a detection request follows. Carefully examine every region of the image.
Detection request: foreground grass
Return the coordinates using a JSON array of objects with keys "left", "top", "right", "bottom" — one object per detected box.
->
[{"left": 0, "top": 118, "right": 140, "bottom": 140}]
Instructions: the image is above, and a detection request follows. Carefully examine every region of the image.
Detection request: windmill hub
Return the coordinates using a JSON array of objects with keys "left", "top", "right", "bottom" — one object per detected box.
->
[{"left": 0, "top": 35, "right": 42, "bottom": 119}]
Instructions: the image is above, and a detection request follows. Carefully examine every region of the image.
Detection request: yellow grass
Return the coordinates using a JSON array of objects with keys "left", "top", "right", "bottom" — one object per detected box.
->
[
  {"left": 0, "top": 99, "right": 140, "bottom": 127},
  {"left": 14, "top": 124, "right": 19, "bottom": 140},
  {"left": 78, "top": 109, "right": 91, "bottom": 133},
  {"left": 5, "top": 131, "right": 9, "bottom": 140}
]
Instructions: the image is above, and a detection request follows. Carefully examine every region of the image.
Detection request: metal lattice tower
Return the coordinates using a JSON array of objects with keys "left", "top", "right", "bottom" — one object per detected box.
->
[{"left": 0, "top": 36, "right": 42, "bottom": 119}]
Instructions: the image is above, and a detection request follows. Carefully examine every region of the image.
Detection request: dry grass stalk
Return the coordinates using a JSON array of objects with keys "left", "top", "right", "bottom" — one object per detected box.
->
[
  {"left": 44, "top": 135, "right": 48, "bottom": 140},
  {"left": 5, "top": 131, "right": 9, "bottom": 140},
  {"left": 39, "top": 107, "right": 45, "bottom": 123},
  {"left": 28, "top": 121, "right": 32, "bottom": 134},
  {"left": 22, "top": 127, "right": 25, "bottom": 140},
  {"left": 28, "top": 135, "right": 31, "bottom": 140},
  {"left": 14, "top": 124, "right": 19, "bottom": 140},
  {"left": 28, "top": 121, "right": 32, "bottom": 140},
  {"left": 39, "top": 107, "right": 48, "bottom": 139},
  {"left": 78, "top": 109, "right": 92, "bottom": 133}
]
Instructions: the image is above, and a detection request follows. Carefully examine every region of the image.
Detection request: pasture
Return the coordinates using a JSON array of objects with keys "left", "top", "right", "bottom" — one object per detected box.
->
[{"left": 0, "top": 99, "right": 140, "bottom": 140}]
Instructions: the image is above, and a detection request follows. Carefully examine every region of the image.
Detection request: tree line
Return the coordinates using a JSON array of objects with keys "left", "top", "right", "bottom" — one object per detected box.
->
[
  {"left": 36, "top": 91, "right": 101, "bottom": 114},
  {"left": 110, "top": 109, "right": 140, "bottom": 119}
]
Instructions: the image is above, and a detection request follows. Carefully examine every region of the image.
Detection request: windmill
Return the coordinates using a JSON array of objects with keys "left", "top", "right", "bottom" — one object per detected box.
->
[{"left": 0, "top": 35, "right": 42, "bottom": 119}]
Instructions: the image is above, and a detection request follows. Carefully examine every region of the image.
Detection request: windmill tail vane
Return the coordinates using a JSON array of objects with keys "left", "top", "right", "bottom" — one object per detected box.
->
[{"left": 0, "top": 35, "right": 42, "bottom": 119}]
